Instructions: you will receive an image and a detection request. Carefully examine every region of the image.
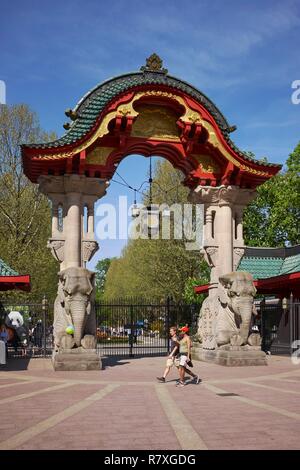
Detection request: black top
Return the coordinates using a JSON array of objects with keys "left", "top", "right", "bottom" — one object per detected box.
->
[{"left": 170, "top": 337, "right": 179, "bottom": 357}]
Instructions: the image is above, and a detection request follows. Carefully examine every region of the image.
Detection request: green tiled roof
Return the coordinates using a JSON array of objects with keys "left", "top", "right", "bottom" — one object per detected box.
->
[
  {"left": 23, "top": 69, "right": 278, "bottom": 168},
  {"left": 0, "top": 259, "right": 18, "bottom": 276},
  {"left": 238, "top": 246, "right": 300, "bottom": 279},
  {"left": 281, "top": 254, "right": 300, "bottom": 275}
]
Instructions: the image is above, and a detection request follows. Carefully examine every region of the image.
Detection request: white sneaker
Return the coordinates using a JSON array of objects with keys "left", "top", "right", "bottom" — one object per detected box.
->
[{"left": 176, "top": 381, "right": 186, "bottom": 387}]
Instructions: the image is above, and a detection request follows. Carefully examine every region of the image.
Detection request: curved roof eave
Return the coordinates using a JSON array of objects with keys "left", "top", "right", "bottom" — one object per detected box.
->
[
  {"left": 22, "top": 70, "right": 281, "bottom": 169},
  {"left": 23, "top": 71, "right": 231, "bottom": 149}
]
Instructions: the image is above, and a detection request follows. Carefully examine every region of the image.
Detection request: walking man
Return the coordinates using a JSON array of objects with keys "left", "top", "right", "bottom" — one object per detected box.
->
[{"left": 156, "top": 326, "right": 180, "bottom": 383}]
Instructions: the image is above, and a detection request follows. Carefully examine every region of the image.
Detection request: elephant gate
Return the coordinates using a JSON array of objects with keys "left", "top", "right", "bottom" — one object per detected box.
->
[{"left": 22, "top": 54, "right": 281, "bottom": 370}]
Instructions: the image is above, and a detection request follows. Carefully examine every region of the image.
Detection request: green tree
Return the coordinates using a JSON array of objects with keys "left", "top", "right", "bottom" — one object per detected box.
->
[
  {"left": 244, "top": 143, "right": 300, "bottom": 247},
  {"left": 0, "top": 104, "right": 58, "bottom": 302},
  {"left": 95, "top": 257, "right": 115, "bottom": 300}
]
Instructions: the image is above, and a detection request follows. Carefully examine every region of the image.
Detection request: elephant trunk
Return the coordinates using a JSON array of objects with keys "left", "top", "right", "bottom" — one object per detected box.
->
[
  {"left": 69, "top": 299, "right": 87, "bottom": 347},
  {"left": 236, "top": 298, "right": 253, "bottom": 343}
]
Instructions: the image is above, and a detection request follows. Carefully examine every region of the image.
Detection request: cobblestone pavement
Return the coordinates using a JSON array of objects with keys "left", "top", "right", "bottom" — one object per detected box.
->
[{"left": 0, "top": 355, "right": 300, "bottom": 450}]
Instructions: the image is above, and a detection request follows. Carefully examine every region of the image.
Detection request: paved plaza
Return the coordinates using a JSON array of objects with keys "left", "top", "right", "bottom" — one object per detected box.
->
[{"left": 0, "top": 355, "right": 300, "bottom": 450}]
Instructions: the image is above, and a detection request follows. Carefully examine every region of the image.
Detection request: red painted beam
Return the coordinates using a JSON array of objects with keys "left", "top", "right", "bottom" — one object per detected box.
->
[
  {"left": 194, "top": 272, "right": 300, "bottom": 297},
  {"left": 0, "top": 275, "right": 31, "bottom": 292},
  {"left": 194, "top": 284, "right": 210, "bottom": 294}
]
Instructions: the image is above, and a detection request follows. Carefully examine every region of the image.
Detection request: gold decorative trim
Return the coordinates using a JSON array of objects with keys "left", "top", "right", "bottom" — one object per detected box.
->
[
  {"left": 86, "top": 146, "right": 116, "bottom": 165},
  {"left": 200, "top": 120, "right": 270, "bottom": 176},
  {"left": 34, "top": 90, "right": 199, "bottom": 159},
  {"left": 131, "top": 105, "right": 180, "bottom": 141},
  {"left": 34, "top": 89, "right": 272, "bottom": 176},
  {"left": 191, "top": 154, "right": 220, "bottom": 174}
]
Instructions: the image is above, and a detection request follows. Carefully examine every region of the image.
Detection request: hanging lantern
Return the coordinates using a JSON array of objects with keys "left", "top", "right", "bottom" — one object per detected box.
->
[
  {"left": 147, "top": 204, "right": 160, "bottom": 229},
  {"left": 131, "top": 189, "right": 140, "bottom": 218},
  {"left": 140, "top": 204, "right": 160, "bottom": 237},
  {"left": 131, "top": 204, "right": 140, "bottom": 218}
]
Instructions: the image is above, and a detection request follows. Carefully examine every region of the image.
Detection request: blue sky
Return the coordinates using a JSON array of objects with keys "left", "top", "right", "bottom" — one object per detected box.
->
[{"left": 1, "top": 0, "right": 300, "bottom": 267}]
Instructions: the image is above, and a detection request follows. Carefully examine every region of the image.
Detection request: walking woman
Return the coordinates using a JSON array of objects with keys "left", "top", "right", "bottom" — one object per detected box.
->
[{"left": 177, "top": 326, "right": 200, "bottom": 387}]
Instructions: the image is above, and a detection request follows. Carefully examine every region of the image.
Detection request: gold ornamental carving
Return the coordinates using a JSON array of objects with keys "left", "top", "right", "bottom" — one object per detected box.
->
[
  {"left": 131, "top": 105, "right": 180, "bottom": 141},
  {"left": 34, "top": 89, "right": 272, "bottom": 177},
  {"left": 86, "top": 146, "right": 116, "bottom": 165},
  {"left": 140, "top": 53, "right": 168, "bottom": 73},
  {"left": 191, "top": 154, "right": 220, "bottom": 174}
]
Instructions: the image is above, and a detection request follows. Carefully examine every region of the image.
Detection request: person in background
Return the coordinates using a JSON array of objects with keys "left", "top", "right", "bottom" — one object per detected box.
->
[{"left": 0, "top": 324, "right": 8, "bottom": 364}]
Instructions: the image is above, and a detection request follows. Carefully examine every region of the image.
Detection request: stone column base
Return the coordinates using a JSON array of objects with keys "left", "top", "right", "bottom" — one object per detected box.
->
[
  {"left": 52, "top": 348, "right": 101, "bottom": 371},
  {"left": 192, "top": 343, "right": 267, "bottom": 366}
]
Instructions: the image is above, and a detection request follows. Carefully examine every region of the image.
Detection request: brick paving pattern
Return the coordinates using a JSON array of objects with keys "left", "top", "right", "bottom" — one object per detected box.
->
[{"left": 0, "top": 355, "right": 300, "bottom": 450}]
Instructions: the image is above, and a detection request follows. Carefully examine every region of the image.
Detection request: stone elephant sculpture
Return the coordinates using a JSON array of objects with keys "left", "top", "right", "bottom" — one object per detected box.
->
[
  {"left": 53, "top": 267, "right": 97, "bottom": 351},
  {"left": 216, "top": 271, "right": 257, "bottom": 346},
  {"left": 198, "top": 271, "right": 258, "bottom": 349}
]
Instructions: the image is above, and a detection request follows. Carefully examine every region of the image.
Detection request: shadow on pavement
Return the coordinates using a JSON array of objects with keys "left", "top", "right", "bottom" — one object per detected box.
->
[
  {"left": 0, "top": 357, "right": 31, "bottom": 370},
  {"left": 100, "top": 353, "right": 167, "bottom": 369},
  {"left": 101, "top": 356, "right": 131, "bottom": 369}
]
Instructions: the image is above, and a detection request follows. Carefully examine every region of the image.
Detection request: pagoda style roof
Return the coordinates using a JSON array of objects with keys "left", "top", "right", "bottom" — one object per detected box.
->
[
  {"left": 195, "top": 245, "right": 300, "bottom": 298},
  {"left": 23, "top": 71, "right": 277, "bottom": 168},
  {"left": 238, "top": 246, "right": 300, "bottom": 279},
  {"left": 0, "top": 259, "right": 18, "bottom": 276},
  {"left": 22, "top": 55, "right": 282, "bottom": 187},
  {"left": 26, "top": 72, "right": 231, "bottom": 148},
  {"left": 0, "top": 259, "right": 31, "bottom": 292}
]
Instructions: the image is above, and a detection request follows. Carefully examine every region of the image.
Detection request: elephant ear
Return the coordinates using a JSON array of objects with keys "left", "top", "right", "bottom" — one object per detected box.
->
[
  {"left": 58, "top": 270, "right": 66, "bottom": 285},
  {"left": 218, "top": 273, "right": 234, "bottom": 306},
  {"left": 57, "top": 270, "right": 69, "bottom": 299},
  {"left": 86, "top": 272, "right": 95, "bottom": 296}
]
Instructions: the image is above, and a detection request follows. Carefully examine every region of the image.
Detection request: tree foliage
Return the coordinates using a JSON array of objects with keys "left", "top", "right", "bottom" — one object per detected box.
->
[
  {"left": 244, "top": 143, "right": 300, "bottom": 247},
  {"left": 95, "top": 257, "right": 115, "bottom": 300},
  {"left": 0, "top": 104, "right": 58, "bottom": 302}
]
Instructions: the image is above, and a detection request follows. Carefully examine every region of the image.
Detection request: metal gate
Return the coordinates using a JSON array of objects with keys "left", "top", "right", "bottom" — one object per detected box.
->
[
  {"left": 258, "top": 298, "right": 300, "bottom": 355},
  {"left": 95, "top": 298, "right": 199, "bottom": 357},
  {"left": 0, "top": 297, "right": 200, "bottom": 359}
]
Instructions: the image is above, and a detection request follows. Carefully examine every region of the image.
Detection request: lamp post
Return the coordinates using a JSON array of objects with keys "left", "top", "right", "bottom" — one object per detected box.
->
[{"left": 42, "top": 295, "right": 49, "bottom": 358}]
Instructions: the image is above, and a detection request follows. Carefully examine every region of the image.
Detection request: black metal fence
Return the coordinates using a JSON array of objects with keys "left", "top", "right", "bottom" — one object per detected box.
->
[
  {"left": 257, "top": 298, "right": 300, "bottom": 355},
  {"left": 4, "top": 295, "right": 298, "bottom": 359},
  {"left": 0, "top": 297, "right": 199, "bottom": 359},
  {"left": 95, "top": 298, "right": 199, "bottom": 357}
]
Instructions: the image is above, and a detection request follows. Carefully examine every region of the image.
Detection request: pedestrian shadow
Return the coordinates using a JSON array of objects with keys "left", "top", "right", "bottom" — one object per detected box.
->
[{"left": 101, "top": 355, "right": 131, "bottom": 369}]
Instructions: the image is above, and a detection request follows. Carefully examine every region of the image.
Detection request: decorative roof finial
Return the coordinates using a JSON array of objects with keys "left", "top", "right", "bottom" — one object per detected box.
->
[
  {"left": 140, "top": 53, "right": 168, "bottom": 74},
  {"left": 65, "top": 108, "right": 78, "bottom": 121}
]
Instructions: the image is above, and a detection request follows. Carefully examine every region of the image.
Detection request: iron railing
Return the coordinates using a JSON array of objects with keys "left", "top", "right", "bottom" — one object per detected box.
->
[
  {"left": 258, "top": 297, "right": 300, "bottom": 355},
  {"left": 95, "top": 297, "right": 199, "bottom": 357}
]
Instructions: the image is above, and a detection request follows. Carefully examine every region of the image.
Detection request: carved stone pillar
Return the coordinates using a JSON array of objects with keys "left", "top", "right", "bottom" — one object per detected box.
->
[
  {"left": 189, "top": 185, "right": 257, "bottom": 292},
  {"left": 217, "top": 202, "right": 233, "bottom": 275},
  {"left": 65, "top": 192, "right": 81, "bottom": 267},
  {"left": 52, "top": 200, "right": 59, "bottom": 236},
  {"left": 38, "top": 174, "right": 109, "bottom": 370},
  {"left": 38, "top": 174, "right": 109, "bottom": 269}
]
